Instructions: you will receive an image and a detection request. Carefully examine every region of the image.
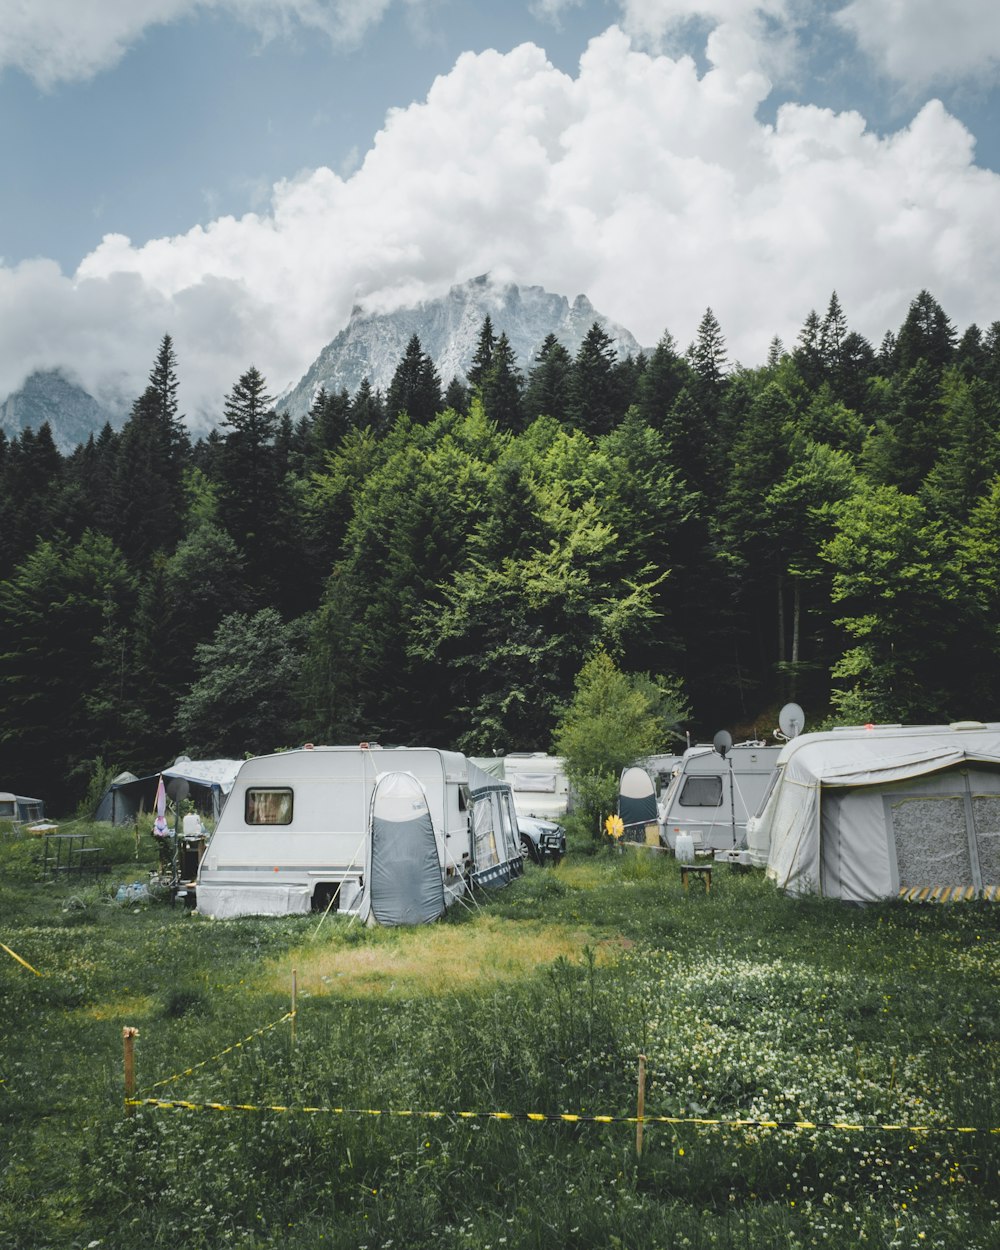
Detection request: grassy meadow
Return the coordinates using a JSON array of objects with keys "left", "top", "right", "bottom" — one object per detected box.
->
[{"left": 1, "top": 823, "right": 999, "bottom": 1249}]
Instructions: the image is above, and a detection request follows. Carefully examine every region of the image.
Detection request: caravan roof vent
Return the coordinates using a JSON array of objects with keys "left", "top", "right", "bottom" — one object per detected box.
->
[{"left": 949, "top": 720, "right": 988, "bottom": 731}]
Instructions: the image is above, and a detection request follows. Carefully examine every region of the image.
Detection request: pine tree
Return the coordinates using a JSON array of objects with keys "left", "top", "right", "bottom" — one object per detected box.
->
[
  {"left": 386, "top": 335, "right": 442, "bottom": 425},
  {"left": 467, "top": 315, "right": 496, "bottom": 391},
  {"left": 351, "top": 377, "right": 386, "bottom": 434},
  {"left": 524, "top": 334, "right": 572, "bottom": 423},
  {"left": 479, "top": 331, "right": 523, "bottom": 431},
  {"left": 568, "top": 322, "right": 620, "bottom": 435},
  {"left": 219, "top": 366, "right": 283, "bottom": 597}
]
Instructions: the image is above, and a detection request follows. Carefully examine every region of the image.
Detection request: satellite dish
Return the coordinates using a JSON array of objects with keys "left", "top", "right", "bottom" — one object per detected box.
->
[
  {"left": 778, "top": 702, "right": 805, "bottom": 740},
  {"left": 165, "top": 777, "right": 190, "bottom": 803},
  {"left": 713, "top": 729, "right": 733, "bottom": 758}
]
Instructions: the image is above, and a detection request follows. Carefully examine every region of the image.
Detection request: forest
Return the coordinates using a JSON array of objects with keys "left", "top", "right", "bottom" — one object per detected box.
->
[{"left": 2, "top": 288, "right": 999, "bottom": 808}]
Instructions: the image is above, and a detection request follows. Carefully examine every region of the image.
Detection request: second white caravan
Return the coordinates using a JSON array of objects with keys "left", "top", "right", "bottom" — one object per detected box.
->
[{"left": 195, "top": 745, "right": 522, "bottom": 920}]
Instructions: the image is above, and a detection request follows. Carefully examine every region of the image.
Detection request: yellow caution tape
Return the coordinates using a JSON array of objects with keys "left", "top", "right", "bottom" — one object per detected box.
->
[
  {"left": 898, "top": 884, "right": 998, "bottom": 902},
  {"left": 122, "top": 1098, "right": 1000, "bottom": 1134},
  {"left": 0, "top": 942, "right": 41, "bottom": 976},
  {"left": 141, "top": 1012, "right": 295, "bottom": 1094}
]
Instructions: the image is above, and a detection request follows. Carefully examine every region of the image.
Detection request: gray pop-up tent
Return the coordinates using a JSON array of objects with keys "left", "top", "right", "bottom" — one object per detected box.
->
[
  {"left": 358, "top": 771, "right": 447, "bottom": 926},
  {"left": 618, "top": 766, "right": 658, "bottom": 843},
  {"left": 749, "top": 722, "right": 1000, "bottom": 900}
]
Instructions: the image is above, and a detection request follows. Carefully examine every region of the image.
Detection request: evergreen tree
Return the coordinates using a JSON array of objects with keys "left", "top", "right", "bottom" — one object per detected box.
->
[
  {"left": 467, "top": 315, "right": 496, "bottom": 391},
  {"left": 444, "top": 376, "right": 470, "bottom": 415},
  {"left": 636, "top": 332, "right": 689, "bottom": 429},
  {"left": 309, "top": 386, "right": 352, "bottom": 464},
  {"left": 523, "top": 334, "right": 572, "bottom": 423},
  {"left": 479, "top": 330, "right": 523, "bottom": 431},
  {"left": 350, "top": 376, "right": 387, "bottom": 434},
  {"left": 218, "top": 366, "right": 284, "bottom": 598},
  {"left": 688, "top": 308, "right": 729, "bottom": 397},
  {"left": 385, "top": 334, "right": 442, "bottom": 425},
  {"left": 568, "top": 322, "right": 620, "bottom": 435},
  {"left": 895, "top": 290, "right": 956, "bottom": 373},
  {"left": 0, "top": 532, "right": 136, "bottom": 804}
]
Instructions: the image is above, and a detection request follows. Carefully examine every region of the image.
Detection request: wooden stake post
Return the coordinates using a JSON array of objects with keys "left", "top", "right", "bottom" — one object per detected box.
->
[
  {"left": 636, "top": 1053, "right": 647, "bottom": 1158},
  {"left": 123, "top": 1026, "right": 139, "bottom": 1115}
]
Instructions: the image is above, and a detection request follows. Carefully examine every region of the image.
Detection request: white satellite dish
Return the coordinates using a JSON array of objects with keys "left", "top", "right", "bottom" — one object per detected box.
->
[
  {"left": 778, "top": 702, "right": 805, "bottom": 740},
  {"left": 713, "top": 729, "right": 733, "bottom": 758}
]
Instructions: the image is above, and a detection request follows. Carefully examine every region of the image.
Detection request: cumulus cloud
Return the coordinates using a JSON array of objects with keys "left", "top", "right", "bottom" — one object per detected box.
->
[
  {"left": 835, "top": 0, "right": 1000, "bottom": 91},
  {"left": 616, "top": 0, "right": 805, "bottom": 83},
  {"left": 0, "top": 0, "right": 401, "bottom": 88},
  {"left": 3, "top": 24, "right": 1000, "bottom": 424}
]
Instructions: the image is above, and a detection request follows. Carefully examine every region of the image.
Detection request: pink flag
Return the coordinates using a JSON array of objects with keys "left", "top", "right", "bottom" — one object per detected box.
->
[{"left": 153, "top": 775, "right": 169, "bottom": 837}]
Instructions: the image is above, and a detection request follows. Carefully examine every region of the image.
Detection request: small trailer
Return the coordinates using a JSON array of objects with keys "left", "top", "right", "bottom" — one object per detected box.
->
[
  {"left": 657, "top": 742, "right": 782, "bottom": 854},
  {"left": 0, "top": 791, "right": 45, "bottom": 828},
  {"left": 502, "top": 753, "right": 571, "bottom": 822},
  {"left": 195, "top": 745, "right": 522, "bottom": 920}
]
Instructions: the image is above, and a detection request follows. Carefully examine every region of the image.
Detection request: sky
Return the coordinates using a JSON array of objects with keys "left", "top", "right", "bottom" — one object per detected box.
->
[{"left": 3, "top": 0, "right": 1000, "bottom": 425}]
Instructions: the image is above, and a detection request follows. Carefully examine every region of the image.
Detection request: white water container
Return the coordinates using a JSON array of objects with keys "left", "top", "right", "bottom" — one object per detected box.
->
[{"left": 674, "top": 831, "right": 695, "bottom": 863}]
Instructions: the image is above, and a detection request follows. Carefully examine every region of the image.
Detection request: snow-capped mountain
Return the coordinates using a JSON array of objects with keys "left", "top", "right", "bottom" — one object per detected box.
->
[{"left": 278, "top": 275, "right": 643, "bottom": 417}]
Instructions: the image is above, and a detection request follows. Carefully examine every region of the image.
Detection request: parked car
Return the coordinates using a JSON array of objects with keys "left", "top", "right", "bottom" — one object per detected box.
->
[{"left": 518, "top": 816, "right": 566, "bottom": 864}]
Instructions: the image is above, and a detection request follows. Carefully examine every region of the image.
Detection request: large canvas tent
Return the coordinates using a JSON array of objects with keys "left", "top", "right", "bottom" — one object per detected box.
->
[
  {"left": 93, "top": 759, "right": 242, "bottom": 826},
  {"left": 748, "top": 723, "right": 1000, "bottom": 900}
]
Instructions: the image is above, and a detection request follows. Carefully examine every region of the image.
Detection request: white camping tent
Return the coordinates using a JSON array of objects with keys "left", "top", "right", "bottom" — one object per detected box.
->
[
  {"left": 357, "top": 772, "right": 447, "bottom": 926},
  {"left": 749, "top": 722, "right": 1000, "bottom": 900}
]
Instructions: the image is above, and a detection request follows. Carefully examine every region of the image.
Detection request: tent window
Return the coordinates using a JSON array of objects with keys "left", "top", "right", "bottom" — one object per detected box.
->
[
  {"left": 679, "top": 776, "right": 723, "bottom": 807},
  {"left": 245, "top": 788, "right": 293, "bottom": 825},
  {"left": 0, "top": 800, "right": 14, "bottom": 819}
]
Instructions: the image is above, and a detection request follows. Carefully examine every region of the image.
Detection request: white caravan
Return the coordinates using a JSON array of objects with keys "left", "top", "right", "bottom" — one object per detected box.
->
[
  {"left": 196, "top": 745, "right": 522, "bottom": 920},
  {"left": 502, "top": 753, "right": 571, "bottom": 822},
  {"left": 657, "top": 742, "right": 782, "bottom": 854}
]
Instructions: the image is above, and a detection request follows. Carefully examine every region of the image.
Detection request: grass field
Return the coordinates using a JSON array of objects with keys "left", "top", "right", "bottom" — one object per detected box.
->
[{"left": 1, "top": 824, "right": 998, "bottom": 1249}]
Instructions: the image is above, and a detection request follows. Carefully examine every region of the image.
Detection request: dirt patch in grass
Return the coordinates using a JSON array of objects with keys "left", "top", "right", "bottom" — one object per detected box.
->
[{"left": 263, "top": 914, "right": 623, "bottom": 999}]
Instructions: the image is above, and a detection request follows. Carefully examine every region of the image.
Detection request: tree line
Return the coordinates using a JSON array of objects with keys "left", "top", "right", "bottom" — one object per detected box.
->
[{"left": 2, "top": 289, "right": 1000, "bottom": 808}]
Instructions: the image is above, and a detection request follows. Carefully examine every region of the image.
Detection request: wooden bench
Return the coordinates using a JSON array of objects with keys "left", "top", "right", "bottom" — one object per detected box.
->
[{"left": 680, "top": 864, "right": 712, "bottom": 892}]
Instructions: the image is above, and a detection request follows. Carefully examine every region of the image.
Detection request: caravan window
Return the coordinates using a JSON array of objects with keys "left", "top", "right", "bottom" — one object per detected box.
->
[
  {"left": 245, "top": 788, "right": 293, "bottom": 825},
  {"left": 679, "top": 776, "right": 723, "bottom": 807}
]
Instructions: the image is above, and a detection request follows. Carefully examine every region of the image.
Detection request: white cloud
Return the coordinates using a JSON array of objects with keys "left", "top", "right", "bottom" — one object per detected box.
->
[
  {"left": 835, "top": 0, "right": 1000, "bottom": 90},
  {"left": 0, "top": 0, "right": 401, "bottom": 88},
  {"left": 615, "top": 0, "right": 804, "bottom": 83},
  {"left": 529, "top": 0, "right": 584, "bottom": 25},
  {"left": 3, "top": 24, "right": 1000, "bottom": 425}
]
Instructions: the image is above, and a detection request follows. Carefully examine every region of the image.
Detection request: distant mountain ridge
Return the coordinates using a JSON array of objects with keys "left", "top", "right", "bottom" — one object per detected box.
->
[
  {"left": 277, "top": 276, "right": 643, "bottom": 418},
  {"left": 0, "top": 370, "right": 123, "bottom": 454},
  {"left": 0, "top": 278, "right": 644, "bottom": 450}
]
